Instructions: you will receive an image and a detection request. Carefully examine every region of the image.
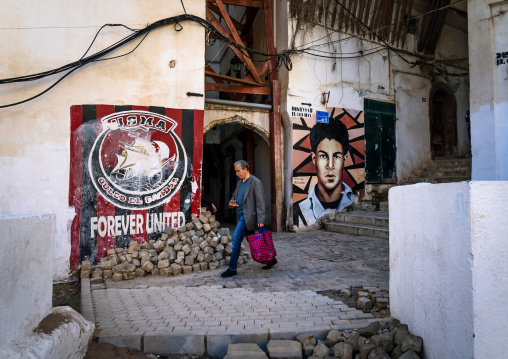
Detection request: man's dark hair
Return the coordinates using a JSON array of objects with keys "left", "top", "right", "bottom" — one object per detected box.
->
[
  {"left": 309, "top": 116, "right": 349, "bottom": 154},
  {"left": 234, "top": 160, "right": 249, "bottom": 171}
]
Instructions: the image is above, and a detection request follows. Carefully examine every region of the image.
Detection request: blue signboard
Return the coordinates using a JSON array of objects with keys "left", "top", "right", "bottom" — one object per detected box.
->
[{"left": 316, "top": 111, "right": 329, "bottom": 123}]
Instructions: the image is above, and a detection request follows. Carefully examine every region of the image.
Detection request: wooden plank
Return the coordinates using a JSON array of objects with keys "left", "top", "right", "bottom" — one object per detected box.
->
[
  {"left": 362, "top": 0, "right": 373, "bottom": 36},
  {"left": 347, "top": 0, "right": 355, "bottom": 34},
  {"left": 215, "top": 0, "right": 262, "bottom": 83},
  {"left": 401, "top": 0, "right": 413, "bottom": 47},
  {"left": 262, "top": 0, "right": 278, "bottom": 84},
  {"left": 357, "top": 0, "right": 366, "bottom": 36},
  {"left": 269, "top": 79, "right": 283, "bottom": 232},
  {"left": 429, "top": 0, "right": 449, "bottom": 54},
  {"left": 380, "top": 0, "right": 394, "bottom": 41},
  {"left": 242, "top": 60, "right": 271, "bottom": 83},
  {"left": 370, "top": 0, "right": 381, "bottom": 40},
  {"left": 205, "top": 65, "right": 243, "bottom": 101},
  {"left": 331, "top": 0, "right": 340, "bottom": 29},
  {"left": 417, "top": 0, "right": 434, "bottom": 53},
  {"left": 207, "top": 2, "right": 245, "bottom": 32},
  {"left": 205, "top": 83, "right": 272, "bottom": 94},
  {"left": 206, "top": 0, "right": 263, "bottom": 8},
  {"left": 337, "top": 0, "right": 345, "bottom": 30},
  {"left": 350, "top": 0, "right": 359, "bottom": 34},
  {"left": 206, "top": 9, "right": 251, "bottom": 66},
  {"left": 205, "top": 70, "right": 266, "bottom": 86},
  {"left": 392, "top": 0, "right": 402, "bottom": 45}
]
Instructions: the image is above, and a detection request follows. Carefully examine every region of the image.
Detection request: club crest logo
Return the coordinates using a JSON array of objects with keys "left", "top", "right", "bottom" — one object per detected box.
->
[{"left": 88, "top": 111, "right": 187, "bottom": 209}]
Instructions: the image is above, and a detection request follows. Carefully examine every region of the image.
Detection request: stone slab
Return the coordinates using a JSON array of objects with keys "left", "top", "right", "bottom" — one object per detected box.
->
[
  {"left": 144, "top": 333, "right": 206, "bottom": 355},
  {"left": 207, "top": 331, "right": 269, "bottom": 358},
  {"left": 99, "top": 335, "right": 142, "bottom": 351}
]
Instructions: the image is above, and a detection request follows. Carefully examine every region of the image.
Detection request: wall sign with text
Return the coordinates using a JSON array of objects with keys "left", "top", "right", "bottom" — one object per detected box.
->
[{"left": 496, "top": 51, "right": 508, "bottom": 66}]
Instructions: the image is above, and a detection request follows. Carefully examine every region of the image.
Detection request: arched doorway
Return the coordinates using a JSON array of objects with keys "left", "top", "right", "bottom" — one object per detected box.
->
[
  {"left": 202, "top": 123, "right": 271, "bottom": 229},
  {"left": 429, "top": 84, "right": 457, "bottom": 158}
]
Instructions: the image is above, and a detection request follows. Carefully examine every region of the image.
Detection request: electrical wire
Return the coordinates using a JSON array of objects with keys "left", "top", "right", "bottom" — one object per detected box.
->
[{"left": 0, "top": 5, "right": 468, "bottom": 108}]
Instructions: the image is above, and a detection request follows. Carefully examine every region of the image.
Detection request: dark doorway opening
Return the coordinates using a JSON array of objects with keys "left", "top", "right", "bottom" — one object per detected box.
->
[
  {"left": 201, "top": 123, "right": 271, "bottom": 229},
  {"left": 364, "top": 99, "right": 397, "bottom": 183},
  {"left": 430, "top": 85, "right": 457, "bottom": 158}
]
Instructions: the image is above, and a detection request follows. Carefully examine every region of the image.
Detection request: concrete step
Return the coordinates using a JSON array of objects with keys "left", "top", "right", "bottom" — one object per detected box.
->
[
  {"left": 324, "top": 221, "right": 389, "bottom": 239},
  {"left": 413, "top": 175, "right": 470, "bottom": 183},
  {"left": 334, "top": 211, "right": 389, "bottom": 228},
  {"left": 433, "top": 158, "right": 472, "bottom": 167},
  {"left": 349, "top": 201, "right": 389, "bottom": 212},
  {"left": 418, "top": 170, "right": 471, "bottom": 178},
  {"left": 423, "top": 164, "right": 471, "bottom": 172}
]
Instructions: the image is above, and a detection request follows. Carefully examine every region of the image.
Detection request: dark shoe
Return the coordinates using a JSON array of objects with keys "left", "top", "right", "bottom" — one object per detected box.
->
[
  {"left": 221, "top": 269, "right": 237, "bottom": 278},
  {"left": 262, "top": 258, "right": 277, "bottom": 270}
]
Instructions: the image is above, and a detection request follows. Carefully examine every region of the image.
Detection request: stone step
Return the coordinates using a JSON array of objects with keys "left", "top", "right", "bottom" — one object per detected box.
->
[
  {"left": 413, "top": 175, "right": 470, "bottom": 183},
  {"left": 334, "top": 212, "right": 389, "bottom": 228},
  {"left": 432, "top": 158, "right": 472, "bottom": 166},
  {"left": 349, "top": 201, "right": 389, "bottom": 212},
  {"left": 423, "top": 164, "right": 471, "bottom": 172},
  {"left": 418, "top": 170, "right": 471, "bottom": 178},
  {"left": 323, "top": 221, "right": 389, "bottom": 239}
]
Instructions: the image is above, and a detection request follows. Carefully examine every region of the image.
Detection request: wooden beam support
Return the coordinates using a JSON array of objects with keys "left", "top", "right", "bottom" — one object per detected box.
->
[
  {"left": 205, "top": 70, "right": 266, "bottom": 87},
  {"left": 269, "top": 80, "right": 283, "bottom": 232},
  {"left": 207, "top": 0, "right": 263, "bottom": 8},
  {"left": 208, "top": 2, "right": 245, "bottom": 32},
  {"left": 205, "top": 65, "right": 244, "bottom": 101},
  {"left": 214, "top": 0, "right": 263, "bottom": 83},
  {"left": 206, "top": 8, "right": 251, "bottom": 67},
  {"left": 205, "top": 83, "right": 271, "bottom": 94}
]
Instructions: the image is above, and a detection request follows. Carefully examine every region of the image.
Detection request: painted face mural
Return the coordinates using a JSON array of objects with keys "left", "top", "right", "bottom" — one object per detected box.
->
[
  {"left": 292, "top": 108, "right": 365, "bottom": 228},
  {"left": 69, "top": 105, "right": 203, "bottom": 268}
]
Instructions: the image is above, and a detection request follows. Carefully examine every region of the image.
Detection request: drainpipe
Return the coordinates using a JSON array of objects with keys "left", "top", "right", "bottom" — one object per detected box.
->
[{"left": 205, "top": 98, "right": 272, "bottom": 110}]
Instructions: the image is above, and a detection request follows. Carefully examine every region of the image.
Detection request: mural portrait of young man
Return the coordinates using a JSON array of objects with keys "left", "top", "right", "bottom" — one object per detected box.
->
[
  {"left": 292, "top": 108, "right": 365, "bottom": 228},
  {"left": 69, "top": 105, "right": 203, "bottom": 268}
]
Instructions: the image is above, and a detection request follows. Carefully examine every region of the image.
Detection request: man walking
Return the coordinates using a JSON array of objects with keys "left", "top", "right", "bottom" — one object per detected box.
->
[{"left": 221, "top": 160, "right": 277, "bottom": 277}]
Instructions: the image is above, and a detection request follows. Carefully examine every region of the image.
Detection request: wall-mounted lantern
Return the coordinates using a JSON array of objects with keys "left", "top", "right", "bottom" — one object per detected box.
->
[{"left": 321, "top": 91, "right": 330, "bottom": 105}]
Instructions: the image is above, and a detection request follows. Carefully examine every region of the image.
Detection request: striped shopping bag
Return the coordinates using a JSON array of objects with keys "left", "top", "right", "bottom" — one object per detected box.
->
[{"left": 247, "top": 226, "right": 277, "bottom": 264}]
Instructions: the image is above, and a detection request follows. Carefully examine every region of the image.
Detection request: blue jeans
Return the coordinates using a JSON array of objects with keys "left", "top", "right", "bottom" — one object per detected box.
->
[{"left": 228, "top": 215, "right": 253, "bottom": 271}]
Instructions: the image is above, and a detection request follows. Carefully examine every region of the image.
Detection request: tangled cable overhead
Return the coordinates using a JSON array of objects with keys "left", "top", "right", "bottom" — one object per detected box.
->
[{"left": 0, "top": 11, "right": 468, "bottom": 108}]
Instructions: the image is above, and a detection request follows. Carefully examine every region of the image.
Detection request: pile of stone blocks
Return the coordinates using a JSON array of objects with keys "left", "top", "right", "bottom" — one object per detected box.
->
[
  {"left": 80, "top": 210, "right": 250, "bottom": 282},
  {"left": 339, "top": 285, "right": 390, "bottom": 316},
  {"left": 296, "top": 319, "right": 423, "bottom": 359},
  {"left": 222, "top": 319, "right": 423, "bottom": 359}
]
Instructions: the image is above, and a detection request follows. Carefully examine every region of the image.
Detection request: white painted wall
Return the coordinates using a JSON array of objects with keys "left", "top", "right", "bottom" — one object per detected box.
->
[
  {"left": 470, "top": 181, "right": 508, "bottom": 358},
  {"left": 393, "top": 70, "right": 433, "bottom": 180},
  {"left": 0, "top": 214, "right": 55, "bottom": 344},
  {"left": 469, "top": 0, "right": 508, "bottom": 180},
  {"left": 0, "top": 0, "right": 205, "bottom": 279},
  {"left": 390, "top": 181, "right": 508, "bottom": 358}
]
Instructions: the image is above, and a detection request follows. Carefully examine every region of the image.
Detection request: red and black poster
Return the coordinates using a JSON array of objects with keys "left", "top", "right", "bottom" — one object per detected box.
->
[{"left": 69, "top": 105, "right": 204, "bottom": 268}]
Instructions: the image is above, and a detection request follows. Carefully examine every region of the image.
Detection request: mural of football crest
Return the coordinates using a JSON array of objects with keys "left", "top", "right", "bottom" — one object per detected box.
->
[
  {"left": 69, "top": 105, "right": 203, "bottom": 268},
  {"left": 88, "top": 111, "right": 187, "bottom": 209}
]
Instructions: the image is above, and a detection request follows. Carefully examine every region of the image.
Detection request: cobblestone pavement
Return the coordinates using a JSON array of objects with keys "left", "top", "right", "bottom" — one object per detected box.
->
[
  {"left": 102, "top": 229, "right": 389, "bottom": 292},
  {"left": 90, "top": 229, "right": 389, "bottom": 354}
]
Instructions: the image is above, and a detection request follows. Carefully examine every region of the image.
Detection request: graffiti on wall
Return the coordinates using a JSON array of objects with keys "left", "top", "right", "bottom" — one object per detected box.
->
[
  {"left": 292, "top": 108, "right": 365, "bottom": 227},
  {"left": 69, "top": 105, "right": 203, "bottom": 268}
]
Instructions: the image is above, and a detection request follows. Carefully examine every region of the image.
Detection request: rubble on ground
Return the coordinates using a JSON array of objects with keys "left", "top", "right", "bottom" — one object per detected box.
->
[
  {"left": 319, "top": 285, "right": 391, "bottom": 319},
  {"left": 79, "top": 210, "right": 249, "bottom": 282},
  {"left": 228, "top": 319, "right": 423, "bottom": 359}
]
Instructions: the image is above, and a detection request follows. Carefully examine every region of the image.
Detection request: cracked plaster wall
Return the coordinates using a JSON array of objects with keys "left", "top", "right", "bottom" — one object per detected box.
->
[{"left": 0, "top": 0, "right": 206, "bottom": 280}]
